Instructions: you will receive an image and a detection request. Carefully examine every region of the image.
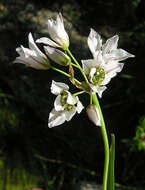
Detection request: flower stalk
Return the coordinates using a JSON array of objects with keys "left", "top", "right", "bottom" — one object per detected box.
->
[
  {"left": 73, "top": 90, "right": 85, "bottom": 96},
  {"left": 92, "top": 93, "right": 109, "bottom": 190},
  {"left": 50, "top": 65, "right": 81, "bottom": 85},
  {"left": 66, "top": 48, "right": 89, "bottom": 83}
]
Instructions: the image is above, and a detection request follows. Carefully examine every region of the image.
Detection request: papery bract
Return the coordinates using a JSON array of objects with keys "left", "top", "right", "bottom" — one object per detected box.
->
[
  {"left": 82, "top": 28, "right": 135, "bottom": 97},
  {"left": 48, "top": 81, "right": 84, "bottom": 128},
  {"left": 14, "top": 33, "right": 50, "bottom": 70}
]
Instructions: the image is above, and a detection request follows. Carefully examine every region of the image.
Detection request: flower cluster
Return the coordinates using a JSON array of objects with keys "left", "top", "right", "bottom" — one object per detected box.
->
[{"left": 14, "top": 13, "right": 134, "bottom": 128}]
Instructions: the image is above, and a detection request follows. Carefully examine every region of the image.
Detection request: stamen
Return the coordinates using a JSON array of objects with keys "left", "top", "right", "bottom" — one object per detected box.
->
[{"left": 60, "top": 91, "right": 75, "bottom": 111}]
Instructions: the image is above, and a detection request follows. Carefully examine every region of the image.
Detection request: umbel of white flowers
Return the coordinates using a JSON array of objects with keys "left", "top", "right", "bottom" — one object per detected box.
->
[{"left": 14, "top": 13, "right": 135, "bottom": 128}]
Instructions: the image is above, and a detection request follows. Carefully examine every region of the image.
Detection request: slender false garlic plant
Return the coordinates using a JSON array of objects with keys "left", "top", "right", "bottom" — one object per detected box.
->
[{"left": 14, "top": 13, "right": 135, "bottom": 190}]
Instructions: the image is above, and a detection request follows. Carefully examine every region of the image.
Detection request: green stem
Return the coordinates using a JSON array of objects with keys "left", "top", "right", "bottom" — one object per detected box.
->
[
  {"left": 70, "top": 62, "right": 80, "bottom": 69},
  {"left": 73, "top": 90, "right": 85, "bottom": 96},
  {"left": 90, "top": 93, "right": 93, "bottom": 104},
  {"left": 92, "top": 93, "right": 109, "bottom": 190},
  {"left": 51, "top": 66, "right": 81, "bottom": 85},
  {"left": 107, "top": 134, "right": 115, "bottom": 190},
  {"left": 66, "top": 48, "right": 89, "bottom": 83}
]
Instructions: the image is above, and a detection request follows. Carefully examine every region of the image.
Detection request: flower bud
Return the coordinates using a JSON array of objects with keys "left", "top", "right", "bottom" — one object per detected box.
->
[
  {"left": 86, "top": 104, "right": 101, "bottom": 126},
  {"left": 44, "top": 46, "right": 71, "bottom": 66}
]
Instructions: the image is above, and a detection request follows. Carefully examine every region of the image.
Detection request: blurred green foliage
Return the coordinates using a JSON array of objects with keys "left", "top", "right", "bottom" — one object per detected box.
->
[
  {"left": 134, "top": 117, "right": 145, "bottom": 151},
  {"left": 132, "top": 0, "right": 141, "bottom": 8},
  {"left": 124, "top": 117, "right": 145, "bottom": 152},
  {"left": 0, "top": 90, "right": 17, "bottom": 130}
]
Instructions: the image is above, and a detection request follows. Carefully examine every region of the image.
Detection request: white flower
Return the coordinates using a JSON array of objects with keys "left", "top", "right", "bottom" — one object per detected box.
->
[
  {"left": 86, "top": 105, "right": 101, "bottom": 126},
  {"left": 82, "top": 28, "right": 135, "bottom": 97},
  {"left": 48, "top": 81, "right": 84, "bottom": 128},
  {"left": 14, "top": 33, "right": 50, "bottom": 70},
  {"left": 44, "top": 46, "right": 71, "bottom": 66},
  {"left": 36, "top": 13, "right": 69, "bottom": 50}
]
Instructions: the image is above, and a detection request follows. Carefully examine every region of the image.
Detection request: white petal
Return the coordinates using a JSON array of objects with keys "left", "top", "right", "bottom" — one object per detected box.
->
[
  {"left": 21, "top": 45, "right": 36, "bottom": 58},
  {"left": 36, "top": 37, "right": 60, "bottom": 48},
  {"left": 88, "top": 28, "right": 102, "bottom": 58},
  {"left": 89, "top": 84, "right": 107, "bottom": 98},
  {"left": 14, "top": 35, "right": 50, "bottom": 70},
  {"left": 47, "top": 19, "right": 60, "bottom": 43},
  {"left": 67, "top": 92, "right": 77, "bottom": 105},
  {"left": 104, "top": 49, "right": 135, "bottom": 62},
  {"left": 64, "top": 109, "right": 77, "bottom": 121},
  {"left": 96, "top": 86, "right": 107, "bottom": 98},
  {"left": 54, "top": 95, "right": 64, "bottom": 111},
  {"left": 102, "top": 35, "right": 119, "bottom": 54},
  {"left": 101, "top": 76, "right": 112, "bottom": 85},
  {"left": 28, "top": 33, "right": 46, "bottom": 58},
  {"left": 51, "top": 80, "right": 69, "bottom": 95},
  {"left": 48, "top": 108, "right": 66, "bottom": 128},
  {"left": 20, "top": 46, "right": 48, "bottom": 69},
  {"left": 14, "top": 56, "right": 32, "bottom": 65},
  {"left": 86, "top": 105, "right": 101, "bottom": 126},
  {"left": 95, "top": 50, "right": 103, "bottom": 62},
  {"left": 13, "top": 57, "right": 29, "bottom": 65},
  {"left": 76, "top": 99, "right": 84, "bottom": 113},
  {"left": 89, "top": 67, "right": 96, "bottom": 82},
  {"left": 105, "top": 62, "right": 124, "bottom": 75},
  {"left": 21, "top": 45, "right": 44, "bottom": 64},
  {"left": 16, "top": 47, "right": 25, "bottom": 56},
  {"left": 56, "top": 13, "right": 69, "bottom": 46},
  {"left": 81, "top": 59, "right": 98, "bottom": 74},
  {"left": 89, "top": 83, "right": 98, "bottom": 93},
  {"left": 56, "top": 12, "right": 64, "bottom": 29},
  {"left": 15, "top": 46, "right": 39, "bottom": 66},
  {"left": 47, "top": 13, "right": 69, "bottom": 49},
  {"left": 28, "top": 33, "right": 38, "bottom": 51},
  {"left": 14, "top": 55, "right": 48, "bottom": 70}
]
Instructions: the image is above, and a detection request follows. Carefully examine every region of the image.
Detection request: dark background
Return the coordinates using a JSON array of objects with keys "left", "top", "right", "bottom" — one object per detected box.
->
[{"left": 0, "top": 0, "right": 145, "bottom": 189}]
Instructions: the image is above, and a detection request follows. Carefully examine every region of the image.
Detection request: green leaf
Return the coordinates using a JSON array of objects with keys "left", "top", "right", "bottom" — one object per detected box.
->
[
  {"left": 120, "top": 74, "right": 134, "bottom": 79},
  {"left": 107, "top": 134, "right": 115, "bottom": 190}
]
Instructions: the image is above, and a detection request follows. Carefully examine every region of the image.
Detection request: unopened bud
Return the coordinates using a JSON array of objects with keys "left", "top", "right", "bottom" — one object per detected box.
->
[
  {"left": 86, "top": 104, "right": 101, "bottom": 126},
  {"left": 44, "top": 46, "right": 71, "bottom": 66}
]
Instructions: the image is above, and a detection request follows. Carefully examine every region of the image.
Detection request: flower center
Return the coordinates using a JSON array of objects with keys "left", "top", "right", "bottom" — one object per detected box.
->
[
  {"left": 60, "top": 91, "right": 75, "bottom": 111},
  {"left": 89, "top": 66, "right": 105, "bottom": 86}
]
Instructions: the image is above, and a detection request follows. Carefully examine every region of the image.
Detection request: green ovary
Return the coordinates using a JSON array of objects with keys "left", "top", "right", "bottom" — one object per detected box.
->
[{"left": 92, "top": 67, "right": 105, "bottom": 86}]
